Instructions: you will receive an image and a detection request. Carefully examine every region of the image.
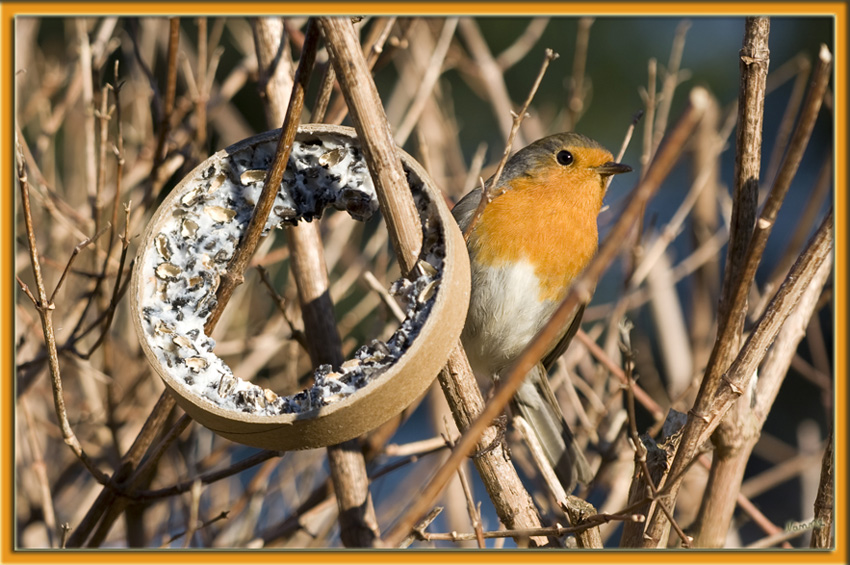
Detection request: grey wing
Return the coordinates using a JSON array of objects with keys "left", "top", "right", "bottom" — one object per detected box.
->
[
  {"left": 541, "top": 302, "right": 586, "bottom": 371},
  {"left": 451, "top": 187, "right": 484, "bottom": 232}
]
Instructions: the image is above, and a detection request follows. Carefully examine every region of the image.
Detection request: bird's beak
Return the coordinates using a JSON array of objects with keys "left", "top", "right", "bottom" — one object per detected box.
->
[{"left": 594, "top": 161, "right": 632, "bottom": 176}]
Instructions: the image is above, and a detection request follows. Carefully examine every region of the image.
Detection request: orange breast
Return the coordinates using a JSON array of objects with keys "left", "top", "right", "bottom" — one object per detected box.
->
[{"left": 471, "top": 175, "right": 603, "bottom": 302}]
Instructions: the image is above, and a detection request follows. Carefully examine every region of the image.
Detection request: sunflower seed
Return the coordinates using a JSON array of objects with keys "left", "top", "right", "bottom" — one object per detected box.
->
[
  {"left": 208, "top": 172, "right": 226, "bottom": 193},
  {"left": 155, "top": 234, "right": 171, "bottom": 260},
  {"left": 185, "top": 357, "right": 209, "bottom": 372},
  {"left": 204, "top": 205, "right": 237, "bottom": 223},
  {"left": 181, "top": 219, "right": 199, "bottom": 238},
  {"left": 217, "top": 373, "right": 237, "bottom": 396},
  {"left": 156, "top": 262, "right": 182, "bottom": 279},
  {"left": 416, "top": 260, "right": 438, "bottom": 277},
  {"left": 173, "top": 335, "right": 194, "bottom": 350},
  {"left": 240, "top": 169, "right": 267, "bottom": 185},
  {"left": 319, "top": 147, "right": 346, "bottom": 168},
  {"left": 181, "top": 188, "right": 202, "bottom": 207},
  {"left": 418, "top": 279, "right": 437, "bottom": 303}
]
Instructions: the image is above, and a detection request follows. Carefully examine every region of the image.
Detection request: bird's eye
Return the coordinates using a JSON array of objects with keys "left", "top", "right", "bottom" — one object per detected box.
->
[{"left": 556, "top": 150, "right": 574, "bottom": 166}]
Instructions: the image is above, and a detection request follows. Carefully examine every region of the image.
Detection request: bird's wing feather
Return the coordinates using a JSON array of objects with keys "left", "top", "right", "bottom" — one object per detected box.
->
[{"left": 541, "top": 302, "right": 586, "bottom": 371}]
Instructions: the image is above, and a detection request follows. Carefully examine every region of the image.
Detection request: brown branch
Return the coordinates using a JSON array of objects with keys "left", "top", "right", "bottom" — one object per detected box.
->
[
  {"left": 196, "top": 17, "right": 208, "bottom": 150},
  {"left": 323, "top": 16, "right": 397, "bottom": 126},
  {"left": 164, "top": 510, "right": 230, "bottom": 547},
  {"left": 49, "top": 224, "right": 109, "bottom": 304},
  {"left": 642, "top": 206, "right": 834, "bottom": 547},
  {"left": 638, "top": 20, "right": 770, "bottom": 546},
  {"left": 762, "top": 54, "right": 811, "bottom": 190},
  {"left": 394, "top": 17, "right": 459, "bottom": 146},
  {"left": 66, "top": 392, "right": 178, "bottom": 547},
  {"left": 311, "top": 61, "right": 336, "bottom": 123},
  {"left": 495, "top": 17, "right": 549, "bottom": 70},
  {"left": 688, "top": 42, "right": 831, "bottom": 549},
  {"left": 398, "top": 507, "right": 443, "bottom": 548},
  {"left": 255, "top": 265, "right": 308, "bottom": 351},
  {"left": 78, "top": 204, "right": 132, "bottom": 359},
  {"left": 564, "top": 17, "right": 593, "bottom": 130},
  {"left": 205, "top": 19, "right": 319, "bottom": 333},
  {"left": 640, "top": 58, "right": 658, "bottom": 179},
  {"left": 739, "top": 44, "right": 832, "bottom": 309},
  {"left": 575, "top": 329, "right": 664, "bottom": 421},
  {"left": 94, "top": 82, "right": 111, "bottom": 247},
  {"left": 77, "top": 19, "right": 98, "bottom": 235},
  {"left": 693, "top": 226, "right": 834, "bottom": 547},
  {"left": 107, "top": 60, "right": 125, "bottom": 254},
  {"left": 651, "top": 20, "right": 691, "bottom": 158},
  {"left": 810, "top": 428, "right": 834, "bottom": 548},
  {"left": 148, "top": 17, "right": 181, "bottom": 204},
  {"left": 436, "top": 347, "right": 547, "bottom": 546},
  {"left": 15, "top": 132, "right": 113, "bottom": 488},
  {"left": 457, "top": 18, "right": 521, "bottom": 146},
  {"left": 619, "top": 321, "right": 692, "bottom": 548},
  {"left": 319, "top": 16, "right": 422, "bottom": 275},
  {"left": 255, "top": 17, "right": 380, "bottom": 547}
]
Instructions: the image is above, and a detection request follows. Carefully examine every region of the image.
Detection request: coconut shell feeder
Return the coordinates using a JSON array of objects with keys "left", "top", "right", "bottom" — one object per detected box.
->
[{"left": 132, "top": 124, "right": 470, "bottom": 451}]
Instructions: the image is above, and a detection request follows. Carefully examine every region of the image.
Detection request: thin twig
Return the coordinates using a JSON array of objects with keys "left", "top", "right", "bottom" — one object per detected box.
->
[
  {"left": 457, "top": 18, "right": 522, "bottom": 146},
  {"left": 323, "top": 16, "right": 398, "bottom": 126},
  {"left": 15, "top": 132, "right": 112, "bottom": 487},
  {"left": 148, "top": 17, "right": 181, "bottom": 203},
  {"left": 255, "top": 266, "right": 308, "bottom": 351},
  {"left": 418, "top": 511, "right": 644, "bottom": 543},
  {"left": 362, "top": 270, "right": 405, "bottom": 323},
  {"left": 651, "top": 20, "right": 691, "bottom": 158},
  {"left": 762, "top": 54, "right": 811, "bottom": 190},
  {"left": 206, "top": 19, "right": 320, "bottom": 333},
  {"left": 443, "top": 425, "right": 486, "bottom": 548},
  {"left": 462, "top": 48, "right": 559, "bottom": 242},
  {"left": 196, "top": 17, "right": 208, "bottom": 151},
  {"left": 565, "top": 17, "right": 594, "bottom": 130},
  {"left": 164, "top": 510, "right": 230, "bottom": 546},
  {"left": 394, "top": 17, "right": 459, "bottom": 146},
  {"left": 107, "top": 60, "right": 125, "bottom": 253},
  {"left": 49, "top": 225, "right": 109, "bottom": 304},
  {"left": 495, "top": 17, "right": 549, "bottom": 70},
  {"left": 620, "top": 321, "right": 692, "bottom": 548},
  {"left": 78, "top": 203, "right": 132, "bottom": 359}
]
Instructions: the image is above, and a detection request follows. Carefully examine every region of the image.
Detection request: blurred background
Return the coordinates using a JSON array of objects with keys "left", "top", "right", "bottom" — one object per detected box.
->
[{"left": 14, "top": 14, "right": 835, "bottom": 549}]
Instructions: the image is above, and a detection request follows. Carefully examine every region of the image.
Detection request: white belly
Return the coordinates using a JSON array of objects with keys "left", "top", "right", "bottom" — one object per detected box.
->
[{"left": 461, "top": 259, "right": 557, "bottom": 376}]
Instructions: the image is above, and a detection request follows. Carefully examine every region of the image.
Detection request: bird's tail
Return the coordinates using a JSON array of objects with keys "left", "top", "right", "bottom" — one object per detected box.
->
[{"left": 512, "top": 363, "right": 593, "bottom": 493}]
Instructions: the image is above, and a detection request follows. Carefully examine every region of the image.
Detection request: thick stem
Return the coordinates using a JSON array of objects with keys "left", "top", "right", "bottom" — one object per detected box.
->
[
  {"left": 319, "top": 16, "right": 422, "bottom": 275},
  {"left": 253, "top": 17, "right": 380, "bottom": 547},
  {"left": 640, "top": 19, "right": 770, "bottom": 546},
  {"left": 437, "top": 346, "right": 547, "bottom": 546}
]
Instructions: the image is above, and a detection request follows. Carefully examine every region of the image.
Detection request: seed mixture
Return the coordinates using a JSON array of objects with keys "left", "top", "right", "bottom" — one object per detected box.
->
[{"left": 137, "top": 133, "right": 445, "bottom": 416}]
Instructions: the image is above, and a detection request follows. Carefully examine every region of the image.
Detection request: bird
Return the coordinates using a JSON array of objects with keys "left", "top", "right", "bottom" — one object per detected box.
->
[{"left": 452, "top": 131, "right": 632, "bottom": 493}]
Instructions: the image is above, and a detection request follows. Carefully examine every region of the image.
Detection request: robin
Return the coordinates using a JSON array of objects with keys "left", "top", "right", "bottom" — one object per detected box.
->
[{"left": 452, "top": 132, "right": 632, "bottom": 493}]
